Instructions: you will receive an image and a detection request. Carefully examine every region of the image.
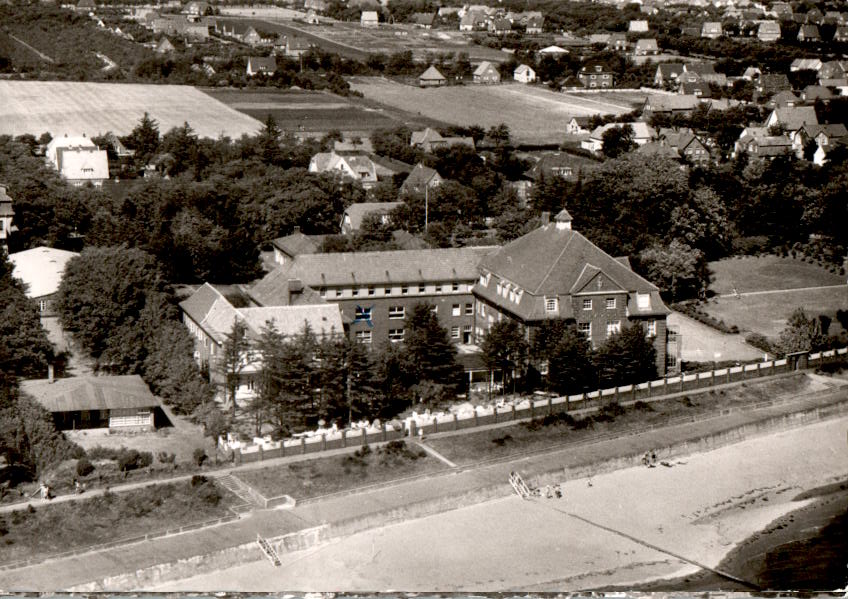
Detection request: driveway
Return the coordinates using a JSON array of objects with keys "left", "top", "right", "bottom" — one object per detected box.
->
[{"left": 668, "top": 311, "right": 764, "bottom": 364}]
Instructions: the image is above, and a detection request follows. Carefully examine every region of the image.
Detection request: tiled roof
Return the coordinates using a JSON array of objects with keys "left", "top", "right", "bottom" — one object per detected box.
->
[
  {"left": 770, "top": 106, "right": 819, "bottom": 130},
  {"left": 251, "top": 247, "right": 495, "bottom": 304},
  {"left": 21, "top": 375, "right": 159, "bottom": 413},
  {"left": 646, "top": 94, "right": 704, "bottom": 112},
  {"left": 239, "top": 305, "right": 343, "bottom": 338},
  {"left": 420, "top": 65, "right": 445, "bottom": 80},
  {"left": 401, "top": 163, "right": 439, "bottom": 191},
  {"left": 410, "top": 127, "right": 443, "bottom": 146},
  {"left": 272, "top": 231, "right": 321, "bottom": 257},
  {"left": 657, "top": 63, "right": 684, "bottom": 76},
  {"left": 343, "top": 201, "right": 403, "bottom": 231}
]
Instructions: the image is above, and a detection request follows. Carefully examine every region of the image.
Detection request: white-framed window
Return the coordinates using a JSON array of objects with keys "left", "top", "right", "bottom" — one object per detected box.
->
[
  {"left": 606, "top": 298, "right": 616, "bottom": 310},
  {"left": 352, "top": 288, "right": 359, "bottom": 297},
  {"left": 607, "top": 320, "right": 621, "bottom": 336},
  {"left": 637, "top": 293, "right": 650, "bottom": 310},
  {"left": 355, "top": 330, "right": 372, "bottom": 344},
  {"left": 368, "top": 286, "right": 375, "bottom": 296},
  {"left": 582, "top": 298, "right": 592, "bottom": 310},
  {"left": 452, "top": 304, "right": 460, "bottom": 316},
  {"left": 646, "top": 320, "right": 657, "bottom": 337},
  {"left": 39, "top": 299, "right": 48, "bottom": 312},
  {"left": 419, "top": 284, "right": 426, "bottom": 293},
  {"left": 384, "top": 287, "right": 392, "bottom": 295},
  {"left": 496, "top": 281, "right": 503, "bottom": 294},
  {"left": 355, "top": 306, "right": 372, "bottom": 320},
  {"left": 545, "top": 297, "right": 558, "bottom": 313},
  {"left": 450, "top": 326, "right": 460, "bottom": 339},
  {"left": 389, "top": 328, "right": 404, "bottom": 342},
  {"left": 401, "top": 286, "right": 409, "bottom": 295},
  {"left": 389, "top": 306, "right": 405, "bottom": 319},
  {"left": 465, "top": 303, "right": 473, "bottom": 315},
  {"left": 578, "top": 322, "right": 591, "bottom": 337}
]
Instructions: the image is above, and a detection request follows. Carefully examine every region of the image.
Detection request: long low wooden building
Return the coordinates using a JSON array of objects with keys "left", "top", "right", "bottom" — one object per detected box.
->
[{"left": 21, "top": 375, "right": 161, "bottom": 431}]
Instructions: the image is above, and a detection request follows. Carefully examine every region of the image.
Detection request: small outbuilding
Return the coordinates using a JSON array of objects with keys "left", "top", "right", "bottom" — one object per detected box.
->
[
  {"left": 473, "top": 61, "right": 500, "bottom": 84},
  {"left": 513, "top": 64, "right": 536, "bottom": 83},
  {"left": 419, "top": 65, "right": 447, "bottom": 87}
]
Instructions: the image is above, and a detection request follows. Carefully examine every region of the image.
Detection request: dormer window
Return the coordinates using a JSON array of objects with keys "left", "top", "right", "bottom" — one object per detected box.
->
[
  {"left": 545, "top": 297, "right": 558, "bottom": 313},
  {"left": 636, "top": 293, "right": 651, "bottom": 310}
]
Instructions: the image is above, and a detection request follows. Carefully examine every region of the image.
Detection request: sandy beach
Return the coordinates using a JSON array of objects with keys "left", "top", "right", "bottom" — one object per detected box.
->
[{"left": 153, "top": 415, "right": 848, "bottom": 592}]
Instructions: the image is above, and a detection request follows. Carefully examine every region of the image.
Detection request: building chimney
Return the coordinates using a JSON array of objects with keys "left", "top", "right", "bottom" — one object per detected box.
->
[
  {"left": 293, "top": 225, "right": 301, "bottom": 234},
  {"left": 48, "top": 364, "right": 55, "bottom": 383},
  {"left": 540, "top": 211, "right": 550, "bottom": 226}
]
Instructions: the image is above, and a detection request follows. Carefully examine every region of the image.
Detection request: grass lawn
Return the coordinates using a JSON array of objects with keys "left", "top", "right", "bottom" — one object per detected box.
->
[
  {"left": 427, "top": 374, "right": 814, "bottom": 465},
  {"left": 708, "top": 256, "right": 844, "bottom": 295},
  {"left": 701, "top": 286, "right": 848, "bottom": 338},
  {"left": 0, "top": 478, "right": 233, "bottom": 563},
  {"left": 237, "top": 441, "right": 447, "bottom": 500}
]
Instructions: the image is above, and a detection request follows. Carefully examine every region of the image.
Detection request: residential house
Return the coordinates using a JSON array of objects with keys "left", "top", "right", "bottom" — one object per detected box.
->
[
  {"left": 790, "top": 58, "right": 823, "bottom": 71},
  {"left": 683, "top": 62, "right": 727, "bottom": 86},
  {"left": 525, "top": 15, "right": 543, "bottom": 34},
  {"left": 578, "top": 62, "right": 614, "bottom": 88},
  {"left": 582, "top": 122, "right": 656, "bottom": 153},
  {"left": 765, "top": 106, "right": 819, "bottom": 133},
  {"left": 792, "top": 123, "right": 848, "bottom": 157},
  {"left": 701, "top": 22, "right": 723, "bottom": 38},
  {"left": 410, "top": 128, "right": 475, "bottom": 153},
  {"left": 473, "top": 210, "right": 671, "bottom": 374},
  {"left": 757, "top": 73, "right": 792, "bottom": 95},
  {"left": 797, "top": 24, "right": 821, "bottom": 41},
  {"left": 309, "top": 151, "right": 378, "bottom": 189},
  {"left": 473, "top": 61, "right": 501, "bottom": 84},
  {"left": 813, "top": 138, "right": 847, "bottom": 165},
  {"left": 489, "top": 18, "right": 512, "bottom": 34},
  {"left": 805, "top": 8, "right": 823, "bottom": 24},
  {"left": 834, "top": 26, "right": 848, "bottom": 42},
  {"left": 741, "top": 66, "right": 762, "bottom": 80},
  {"left": 634, "top": 38, "right": 659, "bottom": 56},
  {"left": 419, "top": 65, "right": 447, "bottom": 87},
  {"left": 182, "top": 1, "right": 210, "bottom": 16},
  {"left": 629, "top": 19, "right": 649, "bottom": 32},
  {"left": 659, "top": 128, "right": 711, "bottom": 163},
  {"left": 0, "top": 184, "right": 15, "bottom": 251},
  {"left": 588, "top": 33, "right": 611, "bottom": 46},
  {"left": 180, "top": 284, "right": 343, "bottom": 400},
  {"left": 53, "top": 146, "right": 109, "bottom": 187},
  {"left": 410, "top": 12, "right": 436, "bottom": 28},
  {"left": 642, "top": 94, "right": 706, "bottom": 118},
  {"left": 9, "top": 246, "right": 79, "bottom": 316},
  {"left": 369, "top": 154, "right": 413, "bottom": 181},
  {"left": 399, "top": 163, "right": 443, "bottom": 196},
  {"left": 680, "top": 81, "right": 711, "bottom": 97},
  {"left": 771, "top": 90, "right": 799, "bottom": 108},
  {"left": 566, "top": 116, "right": 592, "bottom": 135},
  {"left": 154, "top": 38, "right": 175, "bottom": 54},
  {"left": 513, "top": 64, "right": 536, "bottom": 83},
  {"left": 360, "top": 10, "right": 379, "bottom": 27},
  {"left": 459, "top": 11, "right": 484, "bottom": 31},
  {"left": 734, "top": 127, "right": 791, "bottom": 158},
  {"left": 271, "top": 227, "right": 324, "bottom": 267},
  {"left": 654, "top": 63, "right": 684, "bottom": 88},
  {"left": 246, "top": 56, "right": 276, "bottom": 76},
  {"left": 340, "top": 202, "right": 403, "bottom": 235},
  {"left": 526, "top": 152, "right": 597, "bottom": 182},
  {"left": 757, "top": 20, "right": 781, "bottom": 41},
  {"left": 770, "top": 2, "right": 792, "bottom": 19},
  {"left": 608, "top": 33, "right": 628, "bottom": 51},
  {"left": 802, "top": 85, "right": 833, "bottom": 102},
  {"left": 250, "top": 247, "right": 496, "bottom": 347},
  {"left": 21, "top": 375, "right": 160, "bottom": 431},
  {"left": 818, "top": 60, "right": 846, "bottom": 81}
]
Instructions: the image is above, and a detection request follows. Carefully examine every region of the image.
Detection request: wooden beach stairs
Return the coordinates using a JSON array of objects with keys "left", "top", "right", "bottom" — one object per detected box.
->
[
  {"left": 509, "top": 471, "right": 531, "bottom": 499},
  {"left": 257, "top": 534, "right": 281, "bottom": 566}
]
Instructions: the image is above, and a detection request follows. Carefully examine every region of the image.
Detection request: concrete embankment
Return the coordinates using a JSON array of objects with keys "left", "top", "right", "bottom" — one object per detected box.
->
[{"left": 68, "top": 391, "right": 848, "bottom": 592}]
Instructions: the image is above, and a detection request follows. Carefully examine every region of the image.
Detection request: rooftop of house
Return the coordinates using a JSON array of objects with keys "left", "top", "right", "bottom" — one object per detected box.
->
[
  {"left": 21, "top": 375, "right": 160, "bottom": 414},
  {"left": 9, "top": 246, "right": 79, "bottom": 299},
  {"left": 657, "top": 63, "right": 684, "bottom": 76},
  {"left": 250, "top": 246, "right": 497, "bottom": 304},
  {"left": 419, "top": 65, "right": 446, "bottom": 80},
  {"left": 475, "top": 219, "right": 668, "bottom": 322},
  {"left": 590, "top": 122, "right": 656, "bottom": 140},
  {"left": 770, "top": 106, "right": 819, "bottom": 130},
  {"left": 401, "top": 163, "right": 440, "bottom": 190},
  {"left": 343, "top": 202, "right": 404, "bottom": 231},
  {"left": 56, "top": 147, "right": 109, "bottom": 180},
  {"left": 271, "top": 229, "right": 323, "bottom": 257}
]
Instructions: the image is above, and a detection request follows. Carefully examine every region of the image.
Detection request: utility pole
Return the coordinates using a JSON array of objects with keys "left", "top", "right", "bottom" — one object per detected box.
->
[{"left": 424, "top": 184, "right": 429, "bottom": 232}]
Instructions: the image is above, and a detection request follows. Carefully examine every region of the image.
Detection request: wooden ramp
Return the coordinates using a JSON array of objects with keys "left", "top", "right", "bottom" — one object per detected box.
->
[
  {"left": 257, "top": 534, "right": 281, "bottom": 566},
  {"left": 509, "top": 471, "right": 532, "bottom": 499}
]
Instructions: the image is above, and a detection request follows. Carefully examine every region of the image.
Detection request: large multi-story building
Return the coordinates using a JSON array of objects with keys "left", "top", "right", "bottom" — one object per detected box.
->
[
  {"left": 249, "top": 247, "right": 496, "bottom": 347},
  {"left": 473, "top": 211, "right": 672, "bottom": 374}
]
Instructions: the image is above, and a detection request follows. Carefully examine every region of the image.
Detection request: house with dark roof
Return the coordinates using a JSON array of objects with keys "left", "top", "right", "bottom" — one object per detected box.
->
[
  {"left": 21, "top": 375, "right": 160, "bottom": 431},
  {"left": 765, "top": 106, "right": 819, "bottom": 133},
  {"left": 680, "top": 81, "right": 711, "bottom": 98},
  {"left": 400, "top": 163, "right": 443, "bottom": 196},
  {"left": 654, "top": 63, "right": 684, "bottom": 88},
  {"left": 473, "top": 211, "right": 671, "bottom": 374},
  {"left": 246, "top": 56, "right": 276, "bottom": 76},
  {"left": 757, "top": 73, "right": 792, "bottom": 96},
  {"left": 642, "top": 94, "right": 706, "bottom": 118},
  {"left": 271, "top": 228, "right": 324, "bottom": 267},
  {"left": 410, "top": 12, "right": 436, "bottom": 28},
  {"left": 180, "top": 283, "right": 342, "bottom": 399},
  {"left": 770, "top": 90, "right": 798, "bottom": 108},
  {"left": 410, "top": 128, "right": 475, "bottom": 153},
  {"left": 634, "top": 38, "right": 659, "bottom": 56},
  {"left": 658, "top": 128, "right": 711, "bottom": 163},
  {"left": 578, "top": 62, "right": 614, "bottom": 88},
  {"left": 566, "top": 116, "right": 592, "bottom": 135},
  {"left": 834, "top": 26, "right": 848, "bottom": 42},
  {"left": 526, "top": 152, "right": 597, "bottom": 182},
  {"left": 473, "top": 61, "right": 501, "bottom": 84},
  {"left": 251, "top": 247, "right": 496, "bottom": 347},
  {"left": 802, "top": 85, "right": 833, "bottom": 102},
  {"left": 340, "top": 202, "right": 404, "bottom": 235},
  {"left": 309, "top": 151, "right": 378, "bottom": 188},
  {"left": 797, "top": 24, "right": 821, "bottom": 41}
]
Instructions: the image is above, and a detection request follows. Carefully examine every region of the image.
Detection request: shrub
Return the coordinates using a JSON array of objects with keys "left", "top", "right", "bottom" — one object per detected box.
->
[
  {"left": 745, "top": 332, "right": 774, "bottom": 354},
  {"left": 87, "top": 446, "right": 122, "bottom": 460},
  {"left": 156, "top": 452, "right": 176, "bottom": 465},
  {"left": 192, "top": 479, "right": 221, "bottom": 506},
  {"left": 116, "top": 449, "right": 152, "bottom": 472},
  {"left": 192, "top": 448, "right": 207, "bottom": 467},
  {"left": 491, "top": 434, "right": 513, "bottom": 446},
  {"left": 572, "top": 416, "right": 594, "bottom": 430},
  {"left": 633, "top": 400, "right": 654, "bottom": 411},
  {"left": 190, "top": 475, "right": 208, "bottom": 487},
  {"left": 75, "top": 457, "right": 95, "bottom": 478}
]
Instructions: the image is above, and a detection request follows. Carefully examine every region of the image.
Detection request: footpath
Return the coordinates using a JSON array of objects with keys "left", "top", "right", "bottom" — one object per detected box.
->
[{"left": 1, "top": 382, "right": 846, "bottom": 591}]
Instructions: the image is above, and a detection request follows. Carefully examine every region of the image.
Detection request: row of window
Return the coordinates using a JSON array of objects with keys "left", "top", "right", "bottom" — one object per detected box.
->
[
  {"left": 581, "top": 298, "right": 618, "bottom": 311},
  {"left": 577, "top": 320, "right": 656, "bottom": 337},
  {"left": 354, "top": 303, "right": 474, "bottom": 321},
  {"left": 319, "top": 282, "right": 469, "bottom": 299}
]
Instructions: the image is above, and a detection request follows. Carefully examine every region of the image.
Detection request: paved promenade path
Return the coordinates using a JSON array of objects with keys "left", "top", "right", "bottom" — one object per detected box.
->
[{"left": 0, "top": 382, "right": 845, "bottom": 592}]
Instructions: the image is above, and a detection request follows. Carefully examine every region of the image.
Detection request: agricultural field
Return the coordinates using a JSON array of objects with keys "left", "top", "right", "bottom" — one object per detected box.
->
[
  {"left": 562, "top": 90, "right": 651, "bottom": 112},
  {"left": 202, "top": 87, "right": 439, "bottom": 138},
  {"left": 707, "top": 255, "right": 844, "bottom": 295},
  {"left": 0, "top": 81, "right": 263, "bottom": 139},
  {"left": 349, "top": 77, "right": 633, "bottom": 144}
]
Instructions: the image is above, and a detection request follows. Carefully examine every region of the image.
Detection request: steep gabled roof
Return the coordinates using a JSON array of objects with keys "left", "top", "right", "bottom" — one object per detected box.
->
[
  {"left": 770, "top": 106, "right": 819, "bottom": 130},
  {"left": 419, "top": 65, "right": 446, "bottom": 80},
  {"left": 343, "top": 201, "right": 403, "bottom": 231},
  {"left": 401, "top": 163, "right": 440, "bottom": 191}
]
